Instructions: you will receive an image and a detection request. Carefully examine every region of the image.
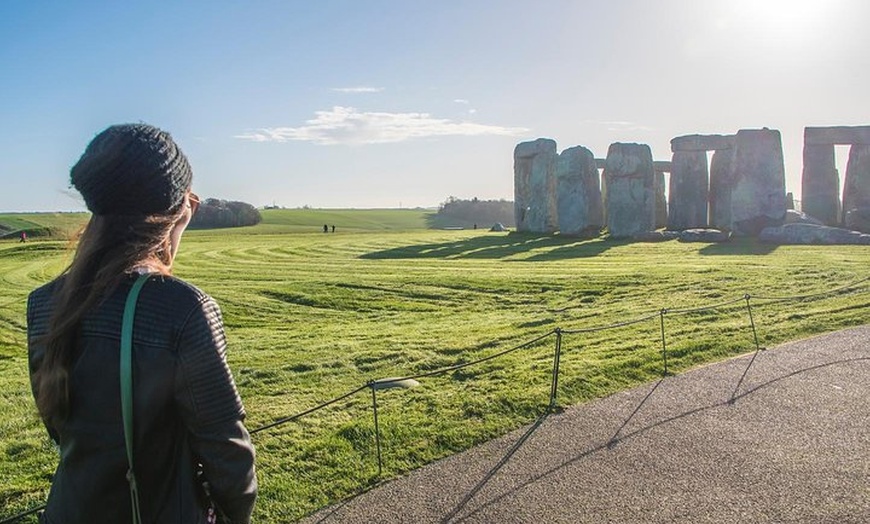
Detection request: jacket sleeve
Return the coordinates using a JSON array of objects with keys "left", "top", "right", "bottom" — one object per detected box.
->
[
  {"left": 26, "top": 290, "right": 60, "bottom": 445},
  {"left": 174, "top": 295, "right": 257, "bottom": 524}
]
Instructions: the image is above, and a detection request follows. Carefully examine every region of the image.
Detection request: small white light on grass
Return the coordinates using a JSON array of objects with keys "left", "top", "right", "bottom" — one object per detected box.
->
[{"left": 370, "top": 377, "right": 421, "bottom": 390}]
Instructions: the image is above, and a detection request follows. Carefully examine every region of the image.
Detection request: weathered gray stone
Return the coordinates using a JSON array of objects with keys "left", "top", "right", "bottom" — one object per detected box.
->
[
  {"left": 514, "top": 138, "right": 558, "bottom": 233},
  {"left": 670, "top": 134, "right": 735, "bottom": 152},
  {"left": 678, "top": 229, "right": 730, "bottom": 243},
  {"left": 556, "top": 146, "right": 603, "bottom": 237},
  {"left": 804, "top": 125, "right": 870, "bottom": 146},
  {"left": 653, "top": 161, "right": 672, "bottom": 173},
  {"left": 708, "top": 148, "right": 734, "bottom": 230},
  {"left": 786, "top": 192, "right": 795, "bottom": 210},
  {"left": 655, "top": 171, "right": 667, "bottom": 228},
  {"left": 784, "top": 210, "right": 824, "bottom": 226},
  {"left": 490, "top": 222, "right": 508, "bottom": 232},
  {"left": 845, "top": 207, "right": 870, "bottom": 233},
  {"left": 632, "top": 230, "right": 679, "bottom": 242},
  {"left": 759, "top": 223, "right": 870, "bottom": 245},
  {"left": 729, "top": 128, "right": 787, "bottom": 235},
  {"left": 668, "top": 151, "right": 709, "bottom": 230},
  {"left": 801, "top": 144, "right": 839, "bottom": 226},
  {"left": 603, "top": 143, "right": 656, "bottom": 238},
  {"left": 842, "top": 144, "right": 870, "bottom": 223}
]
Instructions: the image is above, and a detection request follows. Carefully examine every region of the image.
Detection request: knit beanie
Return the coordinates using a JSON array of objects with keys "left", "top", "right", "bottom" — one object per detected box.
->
[{"left": 70, "top": 123, "right": 193, "bottom": 216}]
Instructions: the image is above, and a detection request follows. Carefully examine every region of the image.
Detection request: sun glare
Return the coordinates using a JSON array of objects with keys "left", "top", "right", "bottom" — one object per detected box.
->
[{"left": 728, "top": 0, "right": 829, "bottom": 35}]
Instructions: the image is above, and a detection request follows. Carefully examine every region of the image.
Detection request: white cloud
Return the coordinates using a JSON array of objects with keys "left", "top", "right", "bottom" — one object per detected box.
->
[
  {"left": 330, "top": 86, "right": 384, "bottom": 93},
  {"left": 236, "top": 106, "right": 528, "bottom": 145},
  {"left": 453, "top": 98, "right": 470, "bottom": 104},
  {"left": 583, "top": 120, "right": 654, "bottom": 132}
]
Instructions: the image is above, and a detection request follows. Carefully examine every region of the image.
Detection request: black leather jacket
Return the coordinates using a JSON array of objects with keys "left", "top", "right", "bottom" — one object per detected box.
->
[{"left": 27, "top": 274, "right": 257, "bottom": 524}]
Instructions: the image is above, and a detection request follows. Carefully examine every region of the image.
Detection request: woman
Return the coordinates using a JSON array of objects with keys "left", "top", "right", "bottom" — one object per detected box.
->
[{"left": 27, "top": 124, "right": 257, "bottom": 523}]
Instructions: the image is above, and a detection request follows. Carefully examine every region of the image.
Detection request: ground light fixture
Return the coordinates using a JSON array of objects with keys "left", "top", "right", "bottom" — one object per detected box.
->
[{"left": 368, "top": 377, "right": 421, "bottom": 475}]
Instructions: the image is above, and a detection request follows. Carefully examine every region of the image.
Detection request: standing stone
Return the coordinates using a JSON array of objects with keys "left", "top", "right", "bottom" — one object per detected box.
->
[
  {"left": 785, "top": 192, "right": 795, "bottom": 210},
  {"left": 655, "top": 171, "right": 667, "bottom": 228},
  {"left": 556, "top": 146, "right": 603, "bottom": 236},
  {"left": 667, "top": 151, "right": 709, "bottom": 230},
  {"left": 801, "top": 144, "right": 839, "bottom": 225},
  {"left": 729, "top": 129, "right": 787, "bottom": 235},
  {"left": 842, "top": 144, "right": 870, "bottom": 223},
  {"left": 603, "top": 143, "right": 656, "bottom": 238},
  {"left": 514, "top": 138, "right": 558, "bottom": 233},
  {"left": 708, "top": 148, "right": 734, "bottom": 230}
]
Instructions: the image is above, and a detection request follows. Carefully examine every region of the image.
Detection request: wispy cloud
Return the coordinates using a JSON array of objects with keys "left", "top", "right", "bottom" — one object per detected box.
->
[
  {"left": 583, "top": 119, "right": 654, "bottom": 132},
  {"left": 453, "top": 98, "right": 470, "bottom": 104},
  {"left": 236, "top": 106, "right": 528, "bottom": 145},
  {"left": 330, "top": 86, "right": 384, "bottom": 93}
]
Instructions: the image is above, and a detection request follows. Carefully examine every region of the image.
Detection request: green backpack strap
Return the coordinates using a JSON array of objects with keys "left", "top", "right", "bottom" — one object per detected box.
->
[{"left": 121, "top": 274, "right": 150, "bottom": 524}]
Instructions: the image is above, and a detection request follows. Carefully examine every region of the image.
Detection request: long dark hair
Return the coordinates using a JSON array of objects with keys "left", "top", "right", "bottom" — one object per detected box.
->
[{"left": 34, "top": 209, "right": 183, "bottom": 429}]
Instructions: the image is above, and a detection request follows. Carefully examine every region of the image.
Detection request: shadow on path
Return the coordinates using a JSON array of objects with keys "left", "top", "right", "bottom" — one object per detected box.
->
[{"left": 450, "top": 354, "right": 869, "bottom": 523}]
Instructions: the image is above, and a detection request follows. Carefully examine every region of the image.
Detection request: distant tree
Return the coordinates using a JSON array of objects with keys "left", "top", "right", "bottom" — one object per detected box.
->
[
  {"left": 189, "top": 198, "right": 262, "bottom": 229},
  {"left": 437, "top": 196, "right": 514, "bottom": 226}
]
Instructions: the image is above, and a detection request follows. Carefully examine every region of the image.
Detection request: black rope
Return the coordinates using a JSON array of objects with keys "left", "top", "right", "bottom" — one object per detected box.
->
[
  {"left": 560, "top": 311, "right": 660, "bottom": 334},
  {"left": 390, "top": 330, "right": 557, "bottom": 383},
  {"left": 666, "top": 296, "right": 746, "bottom": 315},
  {"left": 0, "top": 504, "right": 45, "bottom": 524},
  {"left": 752, "top": 276, "right": 869, "bottom": 302},
  {"left": 249, "top": 385, "right": 369, "bottom": 435}
]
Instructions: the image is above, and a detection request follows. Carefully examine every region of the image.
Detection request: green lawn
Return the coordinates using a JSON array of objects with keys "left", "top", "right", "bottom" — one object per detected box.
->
[{"left": 0, "top": 212, "right": 867, "bottom": 522}]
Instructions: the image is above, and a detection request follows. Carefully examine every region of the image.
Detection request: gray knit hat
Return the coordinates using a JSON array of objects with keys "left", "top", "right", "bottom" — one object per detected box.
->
[{"left": 71, "top": 123, "right": 193, "bottom": 216}]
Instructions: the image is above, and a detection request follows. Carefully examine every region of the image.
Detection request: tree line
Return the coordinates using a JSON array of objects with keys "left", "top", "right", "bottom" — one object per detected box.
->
[
  {"left": 189, "top": 198, "right": 262, "bottom": 229},
  {"left": 437, "top": 196, "right": 514, "bottom": 226}
]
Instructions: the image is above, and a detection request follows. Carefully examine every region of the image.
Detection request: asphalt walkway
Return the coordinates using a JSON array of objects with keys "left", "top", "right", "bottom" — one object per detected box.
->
[{"left": 302, "top": 326, "right": 870, "bottom": 523}]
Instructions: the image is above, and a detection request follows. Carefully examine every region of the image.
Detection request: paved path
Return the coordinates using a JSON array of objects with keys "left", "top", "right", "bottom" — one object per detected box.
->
[{"left": 302, "top": 326, "right": 870, "bottom": 523}]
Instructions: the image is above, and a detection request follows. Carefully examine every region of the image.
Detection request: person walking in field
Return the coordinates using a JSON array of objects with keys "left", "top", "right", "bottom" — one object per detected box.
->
[
  {"left": 27, "top": 124, "right": 257, "bottom": 524},
  {"left": 19, "top": 231, "right": 27, "bottom": 242}
]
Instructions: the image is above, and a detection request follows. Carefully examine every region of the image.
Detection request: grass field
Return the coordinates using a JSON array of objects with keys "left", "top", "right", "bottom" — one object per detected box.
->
[{"left": 1, "top": 210, "right": 868, "bottom": 522}]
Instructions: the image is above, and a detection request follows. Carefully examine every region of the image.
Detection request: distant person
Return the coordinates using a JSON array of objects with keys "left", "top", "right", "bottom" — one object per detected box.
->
[
  {"left": 19, "top": 231, "right": 27, "bottom": 242},
  {"left": 473, "top": 224, "right": 477, "bottom": 230},
  {"left": 27, "top": 124, "right": 257, "bottom": 523},
  {"left": 331, "top": 225, "right": 335, "bottom": 233},
  {"left": 323, "top": 224, "right": 328, "bottom": 233}
]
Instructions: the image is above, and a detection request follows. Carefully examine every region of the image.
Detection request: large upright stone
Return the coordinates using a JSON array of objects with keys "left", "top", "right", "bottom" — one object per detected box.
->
[
  {"left": 729, "top": 129, "right": 787, "bottom": 235},
  {"left": 603, "top": 143, "right": 656, "bottom": 238},
  {"left": 708, "top": 149, "right": 734, "bottom": 230},
  {"left": 514, "top": 138, "right": 558, "bottom": 233},
  {"left": 842, "top": 144, "right": 870, "bottom": 222},
  {"left": 667, "top": 151, "right": 709, "bottom": 230},
  {"left": 556, "top": 146, "right": 603, "bottom": 236},
  {"left": 801, "top": 143, "right": 839, "bottom": 225}
]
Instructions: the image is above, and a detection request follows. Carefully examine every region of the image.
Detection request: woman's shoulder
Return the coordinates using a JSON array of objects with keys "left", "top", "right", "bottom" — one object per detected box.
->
[{"left": 142, "top": 275, "right": 214, "bottom": 305}]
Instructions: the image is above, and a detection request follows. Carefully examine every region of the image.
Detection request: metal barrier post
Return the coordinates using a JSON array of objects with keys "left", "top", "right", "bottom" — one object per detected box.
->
[
  {"left": 370, "top": 385, "right": 383, "bottom": 476},
  {"left": 659, "top": 309, "right": 669, "bottom": 376},
  {"left": 549, "top": 328, "right": 563, "bottom": 411},
  {"left": 745, "top": 294, "right": 761, "bottom": 352}
]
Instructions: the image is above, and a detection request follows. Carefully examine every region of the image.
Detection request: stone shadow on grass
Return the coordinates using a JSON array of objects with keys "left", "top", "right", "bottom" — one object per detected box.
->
[
  {"left": 360, "top": 233, "right": 624, "bottom": 260},
  {"left": 698, "top": 237, "right": 779, "bottom": 256}
]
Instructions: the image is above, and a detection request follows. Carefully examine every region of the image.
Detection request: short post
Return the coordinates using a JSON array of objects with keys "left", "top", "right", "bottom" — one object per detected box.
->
[
  {"left": 549, "top": 329, "right": 563, "bottom": 411},
  {"left": 370, "top": 385, "right": 383, "bottom": 476},
  {"left": 368, "top": 377, "right": 420, "bottom": 477},
  {"left": 659, "top": 309, "right": 669, "bottom": 376},
  {"left": 744, "top": 294, "right": 761, "bottom": 352}
]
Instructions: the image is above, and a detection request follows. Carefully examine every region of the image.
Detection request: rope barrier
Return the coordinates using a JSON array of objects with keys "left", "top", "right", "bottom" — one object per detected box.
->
[
  {"left": 3, "top": 275, "right": 866, "bottom": 523},
  {"left": 751, "top": 276, "right": 869, "bottom": 302},
  {"left": 249, "top": 384, "right": 369, "bottom": 435}
]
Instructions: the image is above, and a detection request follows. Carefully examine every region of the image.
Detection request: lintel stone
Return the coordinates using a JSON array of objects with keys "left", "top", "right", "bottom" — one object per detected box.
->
[
  {"left": 805, "top": 126, "right": 870, "bottom": 146},
  {"left": 670, "top": 134, "right": 735, "bottom": 153}
]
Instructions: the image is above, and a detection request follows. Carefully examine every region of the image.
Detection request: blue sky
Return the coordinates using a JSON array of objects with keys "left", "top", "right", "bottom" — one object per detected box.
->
[{"left": 2, "top": 0, "right": 869, "bottom": 212}]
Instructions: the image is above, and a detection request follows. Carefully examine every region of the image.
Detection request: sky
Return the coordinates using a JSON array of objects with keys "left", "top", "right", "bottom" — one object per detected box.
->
[{"left": 1, "top": 0, "right": 869, "bottom": 212}]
